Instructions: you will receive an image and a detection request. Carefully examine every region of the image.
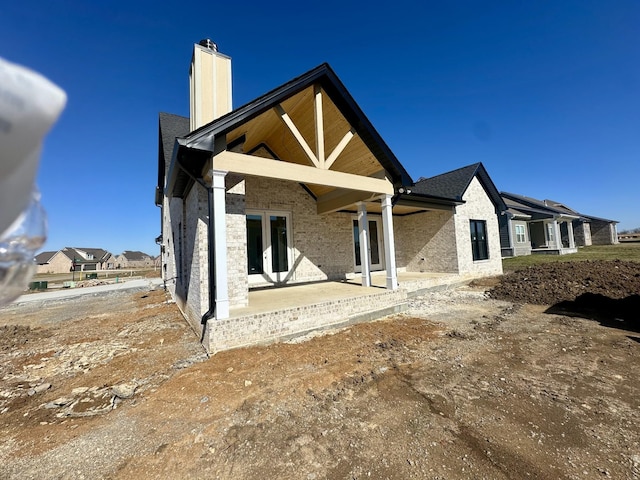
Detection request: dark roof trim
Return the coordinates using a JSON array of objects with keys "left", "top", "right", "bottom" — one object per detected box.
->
[{"left": 394, "top": 191, "right": 463, "bottom": 210}]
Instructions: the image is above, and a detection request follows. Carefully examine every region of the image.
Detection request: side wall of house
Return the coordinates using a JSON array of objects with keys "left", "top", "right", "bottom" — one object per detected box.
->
[
  {"left": 498, "top": 214, "right": 513, "bottom": 257},
  {"left": 394, "top": 209, "right": 459, "bottom": 273},
  {"left": 164, "top": 187, "right": 208, "bottom": 338},
  {"left": 36, "top": 252, "right": 71, "bottom": 274},
  {"left": 573, "top": 220, "right": 592, "bottom": 247},
  {"left": 511, "top": 219, "right": 532, "bottom": 256},
  {"left": 244, "top": 176, "right": 354, "bottom": 283},
  {"left": 453, "top": 177, "right": 503, "bottom": 276},
  {"left": 590, "top": 220, "right": 618, "bottom": 245}
]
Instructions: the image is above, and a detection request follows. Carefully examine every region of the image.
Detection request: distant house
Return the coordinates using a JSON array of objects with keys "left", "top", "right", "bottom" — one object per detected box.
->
[
  {"left": 115, "top": 251, "right": 154, "bottom": 269},
  {"left": 35, "top": 247, "right": 113, "bottom": 274},
  {"left": 499, "top": 193, "right": 618, "bottom": 257},
  {"left": 156, "top": 41, "right": 506, "bottom": 352}
]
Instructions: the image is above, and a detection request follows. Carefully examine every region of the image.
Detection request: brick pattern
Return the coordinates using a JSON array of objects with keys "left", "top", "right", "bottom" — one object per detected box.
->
[
  {"left": 590, "top": 220, "right": 618, "bottom": 245},
  {"left": 225, "top": 174, "right": 249, "bottom": 306},
  {"left": 208, "top": 289, "right": 408, "bottom": 352},
  {"left": 394, "top": 210, "right": 459, "bottom": 273},
  {"left": 573, "top": 221, "right": 592, "bottom": 247}
]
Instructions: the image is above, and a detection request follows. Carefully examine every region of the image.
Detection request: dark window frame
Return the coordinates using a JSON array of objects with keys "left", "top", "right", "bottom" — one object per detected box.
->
[{"left": 470, "top": 219, "right": 489, "bottom": 261}]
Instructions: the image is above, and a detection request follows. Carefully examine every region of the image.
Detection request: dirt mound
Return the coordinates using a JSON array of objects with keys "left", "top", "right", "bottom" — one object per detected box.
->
[
  {"left": 488, "top": 260, "right": 640, "bottom": 324},
  {"left": 489, "top": 260, "right": 640, "bottom": 305}
]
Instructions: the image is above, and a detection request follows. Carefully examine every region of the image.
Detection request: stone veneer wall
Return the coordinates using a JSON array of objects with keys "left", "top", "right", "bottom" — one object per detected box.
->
[
  {"left": 590, "top": 220, "right": 618, "bottom": 245},
  {"left": 573, "top": 221, "right": 592, "bottom": 247},
  {"left": 394, "top": 209, "right": 459, "bottom": 273},
  {"left": 453, "top": 177, "right": 503, "bottom": 276},
  {"left": 244, "top": 176, "right": 354, "bottom": 283}
]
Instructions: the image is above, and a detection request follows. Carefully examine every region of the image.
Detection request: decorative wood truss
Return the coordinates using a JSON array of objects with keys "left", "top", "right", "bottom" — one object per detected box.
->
[{"left": 205, "top": 82, "right": 395, "bottom": 214}]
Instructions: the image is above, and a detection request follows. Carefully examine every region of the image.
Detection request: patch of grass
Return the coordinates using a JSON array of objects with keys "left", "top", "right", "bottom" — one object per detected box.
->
[{"left": 503, "top": 243, "right": 640, "bottom": 272}]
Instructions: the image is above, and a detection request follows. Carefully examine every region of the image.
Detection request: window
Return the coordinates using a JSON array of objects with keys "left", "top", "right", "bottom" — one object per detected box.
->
[
  {"left": 546, "top": 223, "right": 554, "bottom": 242},
  {"left": 470, "top": 220, "right": 488, "bottom": 261},
  {"left": 515, "top": 224, "right": 526, "bottom": 244}
]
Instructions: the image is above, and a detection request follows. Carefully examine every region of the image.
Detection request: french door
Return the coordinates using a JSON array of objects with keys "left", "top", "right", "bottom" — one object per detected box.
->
[
  {"left": 247, "top": 210, "right": 292, "bottom": 284},
  {"left": 352, "top": 218, "right": 383, "bottom": 272}
]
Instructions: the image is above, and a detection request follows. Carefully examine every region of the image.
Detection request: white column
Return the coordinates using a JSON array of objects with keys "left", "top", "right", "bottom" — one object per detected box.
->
[
  {"left": 357, "top": 202, "right": 371, "bottom": 287},
  {"left": 567, "top": 221, "right": 575, "bottom": 248},
  {"left": 553, "top": 220, "right": 561, "bottom": 250},
  {"left": 212, "top": 170, "right": 229, "bottom": 319},
  {"left": 381, "top": 195, "right": 398, "bottom": 290}
]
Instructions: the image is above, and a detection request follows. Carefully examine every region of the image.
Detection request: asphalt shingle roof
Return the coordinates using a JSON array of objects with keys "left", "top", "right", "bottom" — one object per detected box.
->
[{"left": 412, "top": 163, "right": 506, "bottom": 211}]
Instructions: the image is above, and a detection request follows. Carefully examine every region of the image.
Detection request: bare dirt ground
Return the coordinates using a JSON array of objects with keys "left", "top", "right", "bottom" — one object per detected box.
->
[{"left": 1, "top": 262, "right": 639, "bottom": 479}]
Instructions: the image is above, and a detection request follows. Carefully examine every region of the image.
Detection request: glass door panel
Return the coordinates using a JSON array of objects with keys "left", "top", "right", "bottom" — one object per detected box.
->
[
  {"left": 247, "top": 215, "right": 263, "bottom": 274},
  {"left": 352, "top": 218, "right": 383, "bottom": 271},
  {"left": 247, "top": 211, "right": 291, "bottom": 284},
  {"left": 270, "top": 215, "right": 289, "bottom": 273}
]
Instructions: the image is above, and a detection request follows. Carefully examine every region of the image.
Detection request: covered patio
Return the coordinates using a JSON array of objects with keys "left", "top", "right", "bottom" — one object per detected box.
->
[{"left": 208, "top": 271, "right": 466, "bottom": 352}]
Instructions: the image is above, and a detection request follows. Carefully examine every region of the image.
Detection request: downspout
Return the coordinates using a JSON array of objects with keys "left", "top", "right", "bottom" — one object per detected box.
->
[{"left": 200, "top": 184, "right": 216, "bottom": 342}]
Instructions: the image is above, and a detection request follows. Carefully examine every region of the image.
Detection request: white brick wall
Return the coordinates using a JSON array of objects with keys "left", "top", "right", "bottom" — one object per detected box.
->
[
  {"left": 394, "top": 209, "right": 459, "bottom": 273},
  {"left": 453, "top": 177, "right": 503, "bottom": 276},
  {"left": 208, "top": 288, "right": 408, "bottom": 352},
  {"left": 225, "top": 174, "right": 249, "bottom": 307}
]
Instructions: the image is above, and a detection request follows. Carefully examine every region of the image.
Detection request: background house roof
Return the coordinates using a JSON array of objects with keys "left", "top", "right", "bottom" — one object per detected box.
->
[
  {"left": 120, "top": 250, "right": 152, "bottom": 261},
  {"left": 501, "top": 192, "right": 618, "bottom": 223},
  {"left": 35, "top": 251, "right": 57, "bottom": 264}
]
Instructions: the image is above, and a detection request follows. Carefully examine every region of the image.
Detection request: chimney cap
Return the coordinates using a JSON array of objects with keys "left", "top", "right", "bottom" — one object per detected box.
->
[{"left": 198, "top": 39, "right": 218, "bottom": 52}]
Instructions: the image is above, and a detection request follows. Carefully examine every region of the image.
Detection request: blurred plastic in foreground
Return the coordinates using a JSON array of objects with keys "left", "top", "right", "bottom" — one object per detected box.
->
[{"left": 0, "top": 57, "right": 66, "bottom": 305}]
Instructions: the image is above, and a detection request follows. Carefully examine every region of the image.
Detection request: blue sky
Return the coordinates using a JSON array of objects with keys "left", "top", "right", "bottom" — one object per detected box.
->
[{"left": 2, "top": 0, "right": 638, "bottom": 255}]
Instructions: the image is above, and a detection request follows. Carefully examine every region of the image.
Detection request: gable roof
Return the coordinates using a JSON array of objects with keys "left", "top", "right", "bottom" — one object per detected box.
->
[
  {"left": 119, "top": 250, "right": 152, "bottom": 261},
  {"left": 161, "top": 63, "right": 413, "bottom": 201},
  {"left": 412, "top": 163, "right": 506, "bottom": 211},
  {"left": 501, "top": 192, "right": 581, "bottom": 219},
  {"left": 501, "top": 195, "right": 554, "bottom": 220},
  {"left": 35, "top": 251, "right": 57, "bottom": 264}
]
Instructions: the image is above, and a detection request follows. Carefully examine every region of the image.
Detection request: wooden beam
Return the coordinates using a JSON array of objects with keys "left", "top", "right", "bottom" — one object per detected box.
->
[
  {"left": 274, "top": 104, "right": 320, "bottom": 168},
  {"left": 316, "top": 189, "right": 377, "bottom": 215},
  {"left": 211, "top": 151, "right": 394, "bottom": 195},
  {"left": 314, "top": 85, "right": 325, "bottom": 165},
  {"left": 325, "top": 128, "right": 355, "bottom": 170}
]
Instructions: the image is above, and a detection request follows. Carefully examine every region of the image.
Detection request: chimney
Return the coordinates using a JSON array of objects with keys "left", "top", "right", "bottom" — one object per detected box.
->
[{"left": 189, "top": 39, "right": 232, "bottom": 131}]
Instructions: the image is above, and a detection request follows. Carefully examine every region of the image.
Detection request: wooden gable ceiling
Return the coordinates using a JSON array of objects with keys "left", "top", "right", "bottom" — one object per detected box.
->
[{"left": 225, "top": 84, "right": 385, "bottom": 199}]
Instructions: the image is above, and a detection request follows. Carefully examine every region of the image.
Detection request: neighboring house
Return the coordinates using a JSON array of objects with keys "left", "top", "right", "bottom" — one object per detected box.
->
[
  {"left": 499, "top": 193, "right": 618, "bottom": 257},
  {"left": 35, "top": 251, "right": 58, "bottom": 273},
  {"left": 157, "top": 40, "right": 505, "bottom": 352},
  {"left": 35, "top": 247, "right": 112, "bottom": 273},
  {"left": 115, "top": 251, "right": 154, "bottom": 269}
]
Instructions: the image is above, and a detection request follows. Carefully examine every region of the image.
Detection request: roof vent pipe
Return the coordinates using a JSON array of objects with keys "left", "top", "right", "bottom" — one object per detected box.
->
[{"left": 198, "top": 38, "right": 218, "bottom": 52}]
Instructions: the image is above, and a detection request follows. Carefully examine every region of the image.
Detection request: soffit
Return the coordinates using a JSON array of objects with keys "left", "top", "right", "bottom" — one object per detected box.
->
[{"left": 225, "top": 84, "right": 386, "bottom": 199}]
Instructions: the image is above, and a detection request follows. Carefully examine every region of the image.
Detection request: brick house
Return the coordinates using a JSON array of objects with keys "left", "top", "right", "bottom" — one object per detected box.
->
[
  {"left": 35, "top": 247, "right": 112, "bottom": 274},
  {"left": 499, "top": 192, "right": 618, "bottom": 257},
  {"left": 115, "top": 250, "right": 154, "bottom": 269},
  {"left": 156, "top": 40, "right": 505, "bottom": 352}
]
